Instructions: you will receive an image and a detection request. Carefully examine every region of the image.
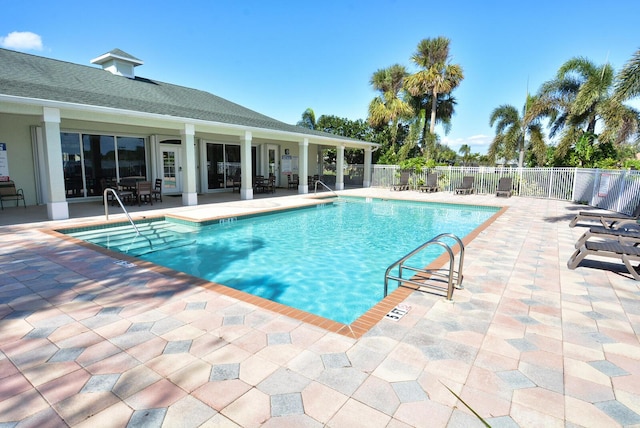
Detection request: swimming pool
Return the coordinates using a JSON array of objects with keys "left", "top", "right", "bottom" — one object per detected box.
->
[{"left": 62, "top": 197, "right": 499, "bottom": 324}]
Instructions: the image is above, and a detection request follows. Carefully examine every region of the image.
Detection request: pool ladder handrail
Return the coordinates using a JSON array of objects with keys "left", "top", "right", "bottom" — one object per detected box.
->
[
  {"left": 103, "top": 189, "right": 153, "bottom": 251},
  {"left": 313, "top": 179, "right": 339, "bottom": 197},
  {"left": 384, "top": 233, "right": 464, "bottom": 301}
]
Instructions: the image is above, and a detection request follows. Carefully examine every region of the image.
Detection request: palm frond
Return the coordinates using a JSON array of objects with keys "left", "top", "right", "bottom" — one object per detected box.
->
[{"left": 615, "top": 48, "right": 640, "bottom": 101}]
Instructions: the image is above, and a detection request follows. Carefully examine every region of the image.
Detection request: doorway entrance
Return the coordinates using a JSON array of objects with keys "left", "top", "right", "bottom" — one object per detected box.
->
[
  {"left": 266, "top": 144, "right": 280, "bottom": 186},
  {"left": 159, "top": 145, "right": 181, "bottom": 193}
]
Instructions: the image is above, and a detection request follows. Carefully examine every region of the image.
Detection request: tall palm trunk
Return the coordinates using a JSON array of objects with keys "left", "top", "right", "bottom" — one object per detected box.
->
[
  {"left": 518, "top": 139, "right": 525, "bottom": 168},
  {"left": 429, "top": 88, "right": 438, "bottom": 134}
]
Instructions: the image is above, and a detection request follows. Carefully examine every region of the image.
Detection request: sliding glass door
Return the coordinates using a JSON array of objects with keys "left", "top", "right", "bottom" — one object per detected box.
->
[
  {"left": 61, "top": 132, "right": 146, "bottom": 199},
  {"left": 205, "top": 143, "right": 241, "bottom": 190}
]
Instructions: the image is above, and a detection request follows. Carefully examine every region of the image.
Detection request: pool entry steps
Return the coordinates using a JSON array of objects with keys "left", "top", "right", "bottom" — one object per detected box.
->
[
  {"left": 65, "top": 220, "right": 197, "bottom": 256},
  {"left": 384, "top": 233, "right": 464, "bottom": 300}
]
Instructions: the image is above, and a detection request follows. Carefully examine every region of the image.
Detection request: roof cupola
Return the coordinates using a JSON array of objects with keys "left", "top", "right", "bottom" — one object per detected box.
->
[{"left": 90, "top": 49, "right": 143, "bottom": 78}]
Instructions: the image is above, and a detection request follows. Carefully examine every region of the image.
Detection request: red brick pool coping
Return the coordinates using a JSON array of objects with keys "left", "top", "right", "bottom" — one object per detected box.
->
[{"left": 47, "top": 202, "right": 508, "bottom": 339}]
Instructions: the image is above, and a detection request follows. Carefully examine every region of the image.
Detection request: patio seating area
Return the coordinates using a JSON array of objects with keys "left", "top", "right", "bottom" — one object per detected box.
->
[{"left": 0, "top": 188, "right": 639, "bottom": 427}]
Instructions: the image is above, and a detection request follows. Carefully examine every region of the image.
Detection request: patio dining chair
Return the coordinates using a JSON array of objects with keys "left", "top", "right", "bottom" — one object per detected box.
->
[
  {"left": 136, "top": 181, "right": 153, "bottom": 206},
  {"left": 152, "top": 178, "right": 162, "bottom": 202},
  {"left": 287, "top": 174, "right": 299, "bottom": 189}
]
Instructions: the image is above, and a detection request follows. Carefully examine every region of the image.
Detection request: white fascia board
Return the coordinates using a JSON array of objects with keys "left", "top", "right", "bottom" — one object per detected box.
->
[{"left": 0, "top": 94, "right": 378, "bottom": 149}]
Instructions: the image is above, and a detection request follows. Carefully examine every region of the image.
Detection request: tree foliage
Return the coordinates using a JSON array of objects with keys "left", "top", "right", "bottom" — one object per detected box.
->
[
  {"left": 296, "top": 108, "right": 316, "bottom": 129},
  {"left": 488, "top": 95, "right": 547, "bottom": 167},
  {"left": 367, "top": 64, "right": 414, "bottom": 154},
  {"left": 533, "top": 56, "right": 638, "bottom": 162},
  {"left": 615, "top": 48, "right": 640, "bottom": 101}
]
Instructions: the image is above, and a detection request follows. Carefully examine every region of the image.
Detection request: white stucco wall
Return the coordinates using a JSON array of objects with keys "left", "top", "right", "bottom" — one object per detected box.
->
[{"left": 0, "top": 113, "right": 37, "bottom": 206}]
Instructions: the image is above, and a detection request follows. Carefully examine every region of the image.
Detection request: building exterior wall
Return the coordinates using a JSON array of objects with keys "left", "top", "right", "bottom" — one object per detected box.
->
[{"left": 0, "top": 113, "right": 38, "bottom": 205}]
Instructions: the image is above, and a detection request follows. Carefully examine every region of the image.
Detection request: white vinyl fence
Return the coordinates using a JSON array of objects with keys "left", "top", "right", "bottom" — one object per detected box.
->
[{"left": 371, "top": 165, "right": 640, "bottom": 216}]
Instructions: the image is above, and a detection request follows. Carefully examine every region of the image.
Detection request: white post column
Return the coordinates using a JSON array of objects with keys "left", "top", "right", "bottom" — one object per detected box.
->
[
  {"left": 181, "top": 124, "right": 198, "bottom": 206},
  {"left": 42, "top": 107, "right": 69, "bottom": 220},
  {"left": 240, "top": 131, "right": 253, "bottom": 200},
  {"left": 335, "top": 144, "right": 345, "bottom": 190},
  {"left": 363, "top": 147, "right": 372, "bottom": 187},
  {"left": 299, "top": 138, "right": 309, "bottom": 194}
]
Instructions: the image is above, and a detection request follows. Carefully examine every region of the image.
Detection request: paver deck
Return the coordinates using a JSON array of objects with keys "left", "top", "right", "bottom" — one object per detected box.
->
[{"left": 0, "top": 188, "right": 639, "bottom": 427}]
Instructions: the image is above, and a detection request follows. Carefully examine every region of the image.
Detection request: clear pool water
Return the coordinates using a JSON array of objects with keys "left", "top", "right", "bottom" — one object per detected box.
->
[{"left": 132, "top": 197, "right": 499, "bottom": 324}]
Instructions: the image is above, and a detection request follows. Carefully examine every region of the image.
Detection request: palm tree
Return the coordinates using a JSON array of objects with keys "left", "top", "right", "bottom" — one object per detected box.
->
[
  {"left": 404, "top": 37, "right": 464, "bottom": 143},
  {"left": 488, "top": 95, "right": 547, "bottom": 167},
  {"left": 458, "top": 144, "right": 471, "bottom": 165},
  {"left": 536, "top": 57, "right": 638, "bottom": 158},
  {"left": 297, "top": 108, "right": 316, "bottom": 129},
  {"left": 368, "top": 64, "right": 413, "bottom": 153},
  {"left": 615, "top": 48, "right": 640, "bottom": 101}
]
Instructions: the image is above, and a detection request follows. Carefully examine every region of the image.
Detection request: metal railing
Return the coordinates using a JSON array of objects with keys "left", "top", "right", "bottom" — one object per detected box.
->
[
  {"left": 384, "top": 233, "right": 464, "bottom": 301},
  {"left": 314, "top": 179, "right": 339, "bottom": 197},
  {"left": 371, "top": 165, "right": 640, "bottom": 216},
  {"left": 103, "top": 189, "right": 152, "bottom": 250}
]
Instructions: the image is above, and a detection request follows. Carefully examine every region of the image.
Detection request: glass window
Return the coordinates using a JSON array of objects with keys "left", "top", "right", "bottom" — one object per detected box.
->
[
  {"left": 61, "top": 132, "right": 83, "bottom": 198},
  {"left": 225, "top": 145, "right": 241, "bottom": 187},
  {"left": 117, "top": 137, "right": 146, "bottom": 179},
  {"left": 82, "top": 134, "right": 115, "bottom": 197},
  {"left": 60, "top": 132, "right": 146, "bottom": 199}
]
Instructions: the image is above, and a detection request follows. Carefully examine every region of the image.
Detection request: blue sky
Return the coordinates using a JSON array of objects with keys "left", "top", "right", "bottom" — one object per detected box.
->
[{"left": 2, "top": 0, "right": 639, "bottom": 155}]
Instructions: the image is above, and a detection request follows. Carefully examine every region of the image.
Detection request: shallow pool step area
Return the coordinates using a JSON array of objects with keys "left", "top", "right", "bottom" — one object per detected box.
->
[{"left": 63, "top": 220, "right": 198, "bottom": 256}]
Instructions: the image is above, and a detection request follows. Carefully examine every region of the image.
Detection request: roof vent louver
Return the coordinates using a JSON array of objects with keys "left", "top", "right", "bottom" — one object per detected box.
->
[{"left": 90, "top": 49, "right": 143, "bottom": 79}]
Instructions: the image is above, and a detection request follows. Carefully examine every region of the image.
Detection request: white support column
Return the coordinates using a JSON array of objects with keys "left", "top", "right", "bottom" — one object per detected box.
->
[
  {"left": 181, "top": 124, "right": 198, "bottom": 206},
  {"left": 335, "top": 144, "right": 345, "bottom": 190},
  {"left": 363, "top": 147, "right": 372, "bottom": 187},
  {"left": 240, "top": 131, "right": 253, "bottom": 200},
  {"left": 299, "top": 138, "right": 309, "bottom": 194},
  {"left": 41, "top": 107, "right": 69, "bottom": 220}
]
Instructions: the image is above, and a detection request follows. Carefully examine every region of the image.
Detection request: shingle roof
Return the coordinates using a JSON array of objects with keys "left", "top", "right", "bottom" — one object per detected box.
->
[{"left": 0, "top": 48, "right": 371, "bottom": 145}]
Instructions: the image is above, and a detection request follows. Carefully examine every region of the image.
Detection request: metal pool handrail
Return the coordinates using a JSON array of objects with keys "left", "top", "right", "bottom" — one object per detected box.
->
[
  {"left": 314, "top": 179, "right": 338, "bottom": 197},
  {"left": 384, "top": 233, "right": 464, "bottom": 301},
  {"left": 103, "top": 188, "right": 147, "bottom": 243}
]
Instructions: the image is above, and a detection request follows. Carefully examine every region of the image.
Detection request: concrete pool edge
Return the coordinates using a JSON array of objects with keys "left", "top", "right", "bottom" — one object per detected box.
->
[{"left": 46, "top": 200, "right": 509, "bottom": 339}]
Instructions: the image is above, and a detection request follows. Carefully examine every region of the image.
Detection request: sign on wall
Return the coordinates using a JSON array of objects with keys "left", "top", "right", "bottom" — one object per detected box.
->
[
  {"left": 597, "top": 173, "right": 610, "bottom": 197},
  {"left": 281, "top": 155, "right": 299, "bottom": 174},
  {"left": 0, "top": 143, "right": 9, "bottom": 181}
]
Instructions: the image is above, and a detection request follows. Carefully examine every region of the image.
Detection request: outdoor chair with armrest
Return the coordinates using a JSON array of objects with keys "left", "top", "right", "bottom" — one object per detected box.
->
[
  {"left": 568, "top": 239, "right": 640, "bottom": 281},
  {"left": 135, "top": 181, "right": 153, "bottom": 206},
  {"left": 569, "top": 201, "right": 640, "bottom": 228},
  {"left": 496, "top": 177, "right": 513, "bottom": 197},
  {"left": 573, "top": 225, "right": 640, "bottom": 248},
  {"left": 419, "top": 173, "right": 439, "bottom": 193},
  {"left": 0, "top": 180, "right": 26, "bottom": 209},
  {"left": 392, "top": 171, "right": 410, "bottom": 191},
  {"left": 455, "top": 176, "right": 474, "bottom": 195}
]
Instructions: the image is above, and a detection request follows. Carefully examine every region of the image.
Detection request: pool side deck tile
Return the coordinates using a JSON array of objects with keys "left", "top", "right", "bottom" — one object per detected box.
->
[{"left": 1, "top": 188, "right": 639, "bottom": 427}]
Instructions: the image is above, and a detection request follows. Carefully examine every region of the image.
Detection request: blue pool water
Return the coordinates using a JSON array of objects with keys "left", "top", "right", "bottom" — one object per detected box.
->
[
  {"left": 65, "top": 197, "right": 499, "bottom": 324},
  {"left": 148, "top": 197, "right": 499, "bottom": 323}
]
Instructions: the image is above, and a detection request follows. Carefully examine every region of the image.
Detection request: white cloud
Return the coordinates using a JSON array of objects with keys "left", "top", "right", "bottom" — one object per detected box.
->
[
  {"left": 442, "top": 134, "right": 492, "bottom": 154},
  {"left": 0, "top": 31, "right": 43, "bottom": 50}
]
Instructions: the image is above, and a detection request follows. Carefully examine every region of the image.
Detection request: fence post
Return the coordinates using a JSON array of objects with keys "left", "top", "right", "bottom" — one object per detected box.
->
[
  {"left": 518, "top": 166, "right": 523, "bottom": 196},
  {"left": 591, "top": 169, "right": 601, "bottom": 207},
  {"left": 616, "top": 169, "right": 627, "bottom": 213},
  {"left": 548, "top": 168, "right": 555, "bottom": 199},
  {"left": 571, "top": 168, "right": 578, "bottom": 202}
]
